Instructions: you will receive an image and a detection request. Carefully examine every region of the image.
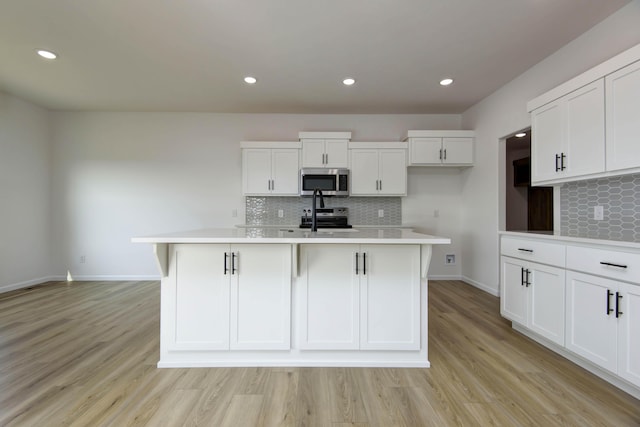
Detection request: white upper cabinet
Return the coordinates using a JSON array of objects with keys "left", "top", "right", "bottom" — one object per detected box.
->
[
  {"left": 241, "top": 142, "right": 300, "bottom": 196},
  {"left": 299, "top": 131, "right": 350, "bottom": 168},
  {"left": 530, "top": 79, "right": 605, "bottom": 185},
  {"left": 606, "top": 59, "right": 640, "bottom": 173},
  {"left": 404, "top": 130, "right": 475, "bottom": 166},
  {"left": 349, "top": 142, "right": 407, "bottom": 196},
  {"left": 528, "top": 43, "right": 640, "bottom": 184}
]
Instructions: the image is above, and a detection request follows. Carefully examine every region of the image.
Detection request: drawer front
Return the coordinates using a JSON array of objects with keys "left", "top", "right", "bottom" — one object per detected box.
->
[
  {"left": 501, "top": 236, "right": 566, "bottom": 267},
  {"left": 566, "top": 245, "right": 640, "bottom": 283}
]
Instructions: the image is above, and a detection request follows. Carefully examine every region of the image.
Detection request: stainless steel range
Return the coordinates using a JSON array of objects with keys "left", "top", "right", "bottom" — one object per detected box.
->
[{"left": 299, "top": 207, "right": 352, "bottom": 229}]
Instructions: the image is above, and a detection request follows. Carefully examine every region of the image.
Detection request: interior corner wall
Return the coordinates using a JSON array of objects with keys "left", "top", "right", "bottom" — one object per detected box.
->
[
  {"left": 49, "top": 112, "right": 462, "bottom": 280},
  {"left": 458, "top": 0, "right": 640, "bottom": 295},
  {"left": 0, "top": 91, "right": 52, "bottom": 292}
]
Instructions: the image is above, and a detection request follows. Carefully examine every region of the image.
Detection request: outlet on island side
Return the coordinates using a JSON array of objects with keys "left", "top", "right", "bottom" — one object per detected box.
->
[
  {"left": 378, "top": 209, "right": 384, "bottom": 218},
  {"left": 80, "top": 255, "right": 86, "bottom": 264},
  {"left": 278, "top": 209, "right": 284, "bottom": 218}
]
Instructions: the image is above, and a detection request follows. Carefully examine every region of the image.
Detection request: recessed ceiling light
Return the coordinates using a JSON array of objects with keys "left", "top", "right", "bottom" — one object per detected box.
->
[
  {"left": 440, "top": 78, "right": 454, "bottom": 86},
  {"left": 343, "top": 78, "right": 356, "bottom": 86},
  {"left": 37, "top": 49, "right": 57, "bottom": 60},
  {"left": 515, "top": 132, "right": 527, "bottom": 138},
  {"left": 244, "top": 76, "right": 257, "bottom": 84}
]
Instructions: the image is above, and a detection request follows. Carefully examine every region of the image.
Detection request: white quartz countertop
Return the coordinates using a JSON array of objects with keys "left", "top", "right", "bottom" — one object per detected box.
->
[
  {"left": 132, "top": 227, "right": 451, "bottom": 245},
  {"left": 500, "top": 230, "right": 640, "bottom": 250}
]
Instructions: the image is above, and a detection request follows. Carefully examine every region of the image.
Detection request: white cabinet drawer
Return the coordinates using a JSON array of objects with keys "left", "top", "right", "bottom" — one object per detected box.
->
[
  {"left": 501, "top": 236, "right": 566, "bottom": 267},
  {"left": 566, "top": 245, "right": 640, "bottom": 283}
]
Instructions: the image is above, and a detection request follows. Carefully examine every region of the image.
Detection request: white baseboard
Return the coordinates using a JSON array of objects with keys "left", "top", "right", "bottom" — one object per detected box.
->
[
  {"left": 0, "top": 275, "right": 160, "bottom": 294},
  {"left": 67, "top": 275, "right": 160, "bottom": 281},
  {"left": 428, "top": 275, "right": 500, "bottom": 297},
  {"left": 461, "top": 275, "right": 500, "bottom": 297},
  {"left": 0, "top": 276, "right": 61, "bottom": 294}
]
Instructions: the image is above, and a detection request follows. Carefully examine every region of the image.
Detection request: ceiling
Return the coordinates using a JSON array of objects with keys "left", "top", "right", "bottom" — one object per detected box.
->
[{"left": 0, "top": 0, "right": 630, "bottom": 113}]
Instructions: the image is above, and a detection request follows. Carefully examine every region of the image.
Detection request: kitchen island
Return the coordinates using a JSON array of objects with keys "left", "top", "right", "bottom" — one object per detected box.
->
[{"left": 132, "top": 228, "right": 450, "bottom": 368}]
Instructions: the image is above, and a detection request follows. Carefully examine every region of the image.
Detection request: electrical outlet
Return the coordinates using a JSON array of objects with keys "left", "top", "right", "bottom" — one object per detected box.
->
[
  {"left": 278, "top": 209, "right": 284, "bottom": 218},
  {"left": 378, "top": 209, "right": 384, "bottom": 218},
  {"left": 80, "top": 255, "right": 86, "bottom": 264},
  {"left": 594, "top": 206, "right": 604, "bottom": 221},
  {"left": 445, "top": 254, "right": 456, "bottom": 265},
  {"left": 232, "top": 209, "right": 238, "bottom": 218}
]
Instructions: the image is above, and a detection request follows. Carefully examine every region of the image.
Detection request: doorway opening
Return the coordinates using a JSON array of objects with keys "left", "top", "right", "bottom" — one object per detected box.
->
[{"left": 505, "top": 129, "right": 553, "bottom": 231}]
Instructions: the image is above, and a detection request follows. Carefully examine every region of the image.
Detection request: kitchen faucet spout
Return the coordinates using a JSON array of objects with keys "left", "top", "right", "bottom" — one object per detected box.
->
[{"left": 311, "top": 189, "right": 325, "bottom": 232}]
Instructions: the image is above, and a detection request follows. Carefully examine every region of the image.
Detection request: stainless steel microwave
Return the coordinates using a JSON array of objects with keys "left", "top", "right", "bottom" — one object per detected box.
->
[{"left": 300, "top": 168, "right": 349, "bottom": 196}]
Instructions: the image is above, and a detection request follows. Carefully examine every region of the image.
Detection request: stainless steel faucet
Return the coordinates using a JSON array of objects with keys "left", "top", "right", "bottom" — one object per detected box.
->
[{"left": 311, "top": 188, "right": 325, "bottom": 232}]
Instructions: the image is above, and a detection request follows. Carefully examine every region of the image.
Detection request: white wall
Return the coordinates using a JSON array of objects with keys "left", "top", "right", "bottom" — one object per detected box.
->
[
  {"left": 50, "top": 112, "right": 463, "bottom": 279},
  {"left": 459, "top": 1, "right": 640, "bottom": 295},
  {"left": 0, "top": 91, "right": 51, "bottom": 291}
]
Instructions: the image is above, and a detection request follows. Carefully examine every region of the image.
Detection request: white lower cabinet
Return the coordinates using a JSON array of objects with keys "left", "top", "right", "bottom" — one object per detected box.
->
[
  {"left": 618, "top": 282, "right": 640, "bottom": 388},
  {"left": 565, "top": 271, "right": 618, "bottom": 372},
  {"left": 566, "top": 271, "right": 640, "bottom": 387},
  {"left": 501, "top": 256, "right": 565, "bottom": 346},
  {"left": 501, "top": 234, "right": 640, "bottom": 394},
  {"left": 298, "top": 244, "right": 420, "bottom": 350},
  {"left": 359, "top": 245, "right": 420, "bottom": 350},
  {"left": 168, "top": 244, "right": 291, "bottom": 352}
]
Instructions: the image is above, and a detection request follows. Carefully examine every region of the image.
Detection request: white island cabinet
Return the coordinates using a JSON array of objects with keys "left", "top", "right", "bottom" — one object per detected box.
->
[{"left": 132, "top": 228, "right": 450, "bottom": 368}]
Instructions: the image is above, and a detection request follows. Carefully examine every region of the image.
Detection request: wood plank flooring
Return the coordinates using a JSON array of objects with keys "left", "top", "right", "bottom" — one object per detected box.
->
[{"left": 0, "top": 279, "right": 638, "bottom": 426}]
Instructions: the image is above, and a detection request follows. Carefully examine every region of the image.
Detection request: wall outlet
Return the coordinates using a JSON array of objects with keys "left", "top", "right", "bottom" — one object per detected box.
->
[
  {"left": 80, "top": 255, "right": 86, "bottom": 264},
  {"left": 232, "top": 209, "right": 238, "bottom": 218},
  {"left": 378, "top": 209, "right": 384, "bottom": 218},
  {"left": 445, "top": 254, "right": 456, "bottom": 265},
  {"left": 594, "top": 206, "right": 604, "bottom": 221},
  {"left": 278, "top": 209, "right": 284, "bottom": 218}
]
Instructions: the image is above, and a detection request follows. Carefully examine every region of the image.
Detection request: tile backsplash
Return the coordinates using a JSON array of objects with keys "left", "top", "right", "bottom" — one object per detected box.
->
[
  {"left": 560, "top": 173, "right": 640, "bottom": 241},
  {"left": 245, "top": 196, "right": 402, "bottom": 226}
]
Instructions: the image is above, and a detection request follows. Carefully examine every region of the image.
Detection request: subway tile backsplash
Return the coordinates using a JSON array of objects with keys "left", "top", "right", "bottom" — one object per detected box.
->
[
  {"left": 560, "top": 173, "right": 640, "bottom": 242},
  {"left": 245, "top": 196, "right": 402, "bottom": 226}
]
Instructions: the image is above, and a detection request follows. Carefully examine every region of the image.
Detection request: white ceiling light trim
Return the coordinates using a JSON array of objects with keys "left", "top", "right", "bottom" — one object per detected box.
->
[
  {"left": 244, "top": 76, "right": 257, "bottom": 84},
  {"left": 37, "top": 49, "right": 57, "bottom": 60},
  {"left": 343, "top": 78, "right": 356, "bottom": 86},
  {"left": 439, "top": 78, "right": 454, "bottom": 86}
]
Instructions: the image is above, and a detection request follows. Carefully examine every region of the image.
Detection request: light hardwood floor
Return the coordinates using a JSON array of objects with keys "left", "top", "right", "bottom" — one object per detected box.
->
[{"left": 0, "top": 279, "right": 638, "bottom": 426}]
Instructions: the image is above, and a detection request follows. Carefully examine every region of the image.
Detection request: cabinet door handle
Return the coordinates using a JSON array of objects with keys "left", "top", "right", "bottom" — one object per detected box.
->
[
  {"left": 606, "top": 289, "right": 614, "bottom": 315},
  {"left": 224, "top": 252, "right": 229, "bottom": 275},
  {"left": 521, "top": 267, "right": 525, "bottom": 286},
  {"left": 363, "top": 252, "right": 367, "bottom": 275},
  {"left": 525, "top": 269, "right": 531, "bottom": 287},
  {"left": 355, "top": 252, "right": 359, "bottom": 275},
  {"left": 518, "top": 248, "right": 533, "bottom": 253},
  {"left": 555, "top": 154, "right": 561, "bottom": 172},
  {"left": 600, "top": 261, "right": 628, "bottom": 269},
  {"left": 560, "top": 153, "right": 566, "bottom": 171},
  {"left": 325, "top": 153, "right": 328, "bottom": 164},
  {"left": 616, "top": 292, "right": 623, "bottom": 318},
  {"left": 439, "top": 149, "right": 443, "bottom": 160},
  {"left": 443, "top": 149, "right": 447, "bottom": 160},
  {"left": 375, "top": 180, "right": 379, "bottom": 191},
  {"left": 271, "top": 180, "right": 275, "bottom": 191},
  {"left": 379, "top": 180, "right": 382, "bottom": 190},
  {"left": 231, "top": 252, "right": 237, "bottom": 275}
]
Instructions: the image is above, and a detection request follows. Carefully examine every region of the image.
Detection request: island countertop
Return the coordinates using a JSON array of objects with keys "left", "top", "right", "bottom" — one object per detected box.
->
[{"left": 132, "top": 227, "right": 451, "bottom": 245}]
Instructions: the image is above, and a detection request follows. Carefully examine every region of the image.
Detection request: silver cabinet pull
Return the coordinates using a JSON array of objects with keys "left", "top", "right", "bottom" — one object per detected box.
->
[{"left": 518, "top": 248, "right": 533, "bottom": 253}]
